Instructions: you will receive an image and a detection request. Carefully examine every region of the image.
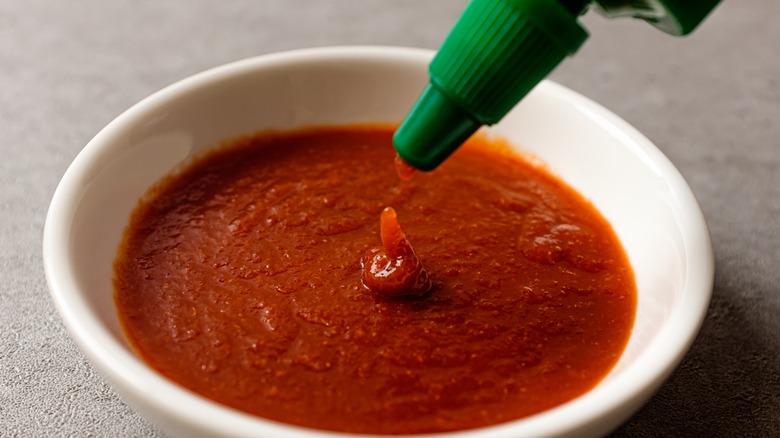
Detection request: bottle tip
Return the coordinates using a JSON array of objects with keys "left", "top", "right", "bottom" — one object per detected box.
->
[{"left": 393, "top": 83, "right": 482, "bottom": 171}]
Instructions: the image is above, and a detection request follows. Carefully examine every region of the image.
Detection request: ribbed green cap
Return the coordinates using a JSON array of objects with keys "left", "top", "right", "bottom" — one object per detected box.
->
[{"left": 395, "top": 0, "right": 588, "bottom": 170}]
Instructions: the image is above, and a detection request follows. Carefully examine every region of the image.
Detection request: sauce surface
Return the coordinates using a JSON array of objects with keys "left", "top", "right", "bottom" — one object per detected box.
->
[{"left": 114, "top": 126, "right": 636, "bottom": 434}]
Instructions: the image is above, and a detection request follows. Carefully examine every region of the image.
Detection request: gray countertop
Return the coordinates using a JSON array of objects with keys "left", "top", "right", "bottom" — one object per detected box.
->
[{"left": 1, "top": 0, "right": 778, "bottom": 436}]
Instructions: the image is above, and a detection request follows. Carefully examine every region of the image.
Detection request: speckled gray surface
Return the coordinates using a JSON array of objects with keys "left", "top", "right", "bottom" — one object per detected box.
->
[{"left": 1, "top": 0, "right": 778, "bottom": 436}]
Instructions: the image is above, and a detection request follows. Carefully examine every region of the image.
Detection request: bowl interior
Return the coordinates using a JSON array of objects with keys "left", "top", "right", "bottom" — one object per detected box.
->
[{"left": 45, "top": 47, "right": 712, "bottom": 438}]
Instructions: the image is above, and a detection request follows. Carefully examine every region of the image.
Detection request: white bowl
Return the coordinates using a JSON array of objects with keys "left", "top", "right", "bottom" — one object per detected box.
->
[{"left": 43, "top": 46, "right": 713, "bottom": 437}]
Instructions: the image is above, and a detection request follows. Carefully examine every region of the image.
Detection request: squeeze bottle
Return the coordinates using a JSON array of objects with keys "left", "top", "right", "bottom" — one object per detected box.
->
[{"left": 393, "top": 0, "right": 721, "bottom": 171}]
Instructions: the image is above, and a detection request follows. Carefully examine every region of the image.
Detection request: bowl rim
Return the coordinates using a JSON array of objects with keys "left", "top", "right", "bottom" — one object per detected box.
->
[{"left": 43, "top": 45, "right": 714, "bottom": 438}]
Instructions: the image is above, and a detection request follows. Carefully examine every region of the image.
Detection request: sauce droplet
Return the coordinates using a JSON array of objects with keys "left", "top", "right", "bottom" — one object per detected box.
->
[
  {"left": 362, "top": 207, "right": 431, "bottom": 297},
  {"left": 394, "top": 154, "right": 416, "bottom": 181}
]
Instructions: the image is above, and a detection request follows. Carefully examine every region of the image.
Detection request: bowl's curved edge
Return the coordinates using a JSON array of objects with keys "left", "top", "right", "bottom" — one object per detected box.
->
[{"left": 42, "top": 46, "right": 715, "bottom": 438}]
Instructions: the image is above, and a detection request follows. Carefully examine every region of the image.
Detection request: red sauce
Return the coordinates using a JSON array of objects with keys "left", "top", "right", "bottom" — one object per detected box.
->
[
  {"left": 394, "top": 154, "right": 417, "bottom": 181},
  {"left": 362, "top": 206, "right": 431, "bottom": 297},
  {"left": 114, "top": 125, "right": 636, "bottom": 435}
]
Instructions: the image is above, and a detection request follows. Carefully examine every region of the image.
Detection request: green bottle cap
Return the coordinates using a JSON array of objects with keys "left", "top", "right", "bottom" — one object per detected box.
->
[{"left": 394, "top": 0, "right": 588, "bottom": 171}]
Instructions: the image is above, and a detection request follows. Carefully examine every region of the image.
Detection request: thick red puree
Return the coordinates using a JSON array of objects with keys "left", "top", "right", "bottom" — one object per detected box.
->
[
  {"left": 114, "top": 126, "right": 636, "bottom": 435},
  {"left": 362, "top": 206, "right": 432, "bottom": 297}
]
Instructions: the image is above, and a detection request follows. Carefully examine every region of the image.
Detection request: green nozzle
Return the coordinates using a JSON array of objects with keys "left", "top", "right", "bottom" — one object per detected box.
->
[
  {"left": 394, "top": 0, "right": 588, "bottom": 170},
  {"left": 393, "top": 84, "right": 481, "bottom": 171},
  {"left": 394, "top": 0, "right": 721, "bottom": 171}
]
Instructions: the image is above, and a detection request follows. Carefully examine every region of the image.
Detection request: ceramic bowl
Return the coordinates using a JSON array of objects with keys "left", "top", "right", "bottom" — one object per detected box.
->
[{"left": 43, "top": 46, "right": 713, "bottom": 437}]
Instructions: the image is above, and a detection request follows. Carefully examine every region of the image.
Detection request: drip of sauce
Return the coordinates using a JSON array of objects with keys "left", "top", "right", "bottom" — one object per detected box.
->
[
  {"left": 362, "top": 207, "right": 431, "bottom": 297},
  {"left": 393, "top": 153, "right": 416, "bottom": 181}
]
